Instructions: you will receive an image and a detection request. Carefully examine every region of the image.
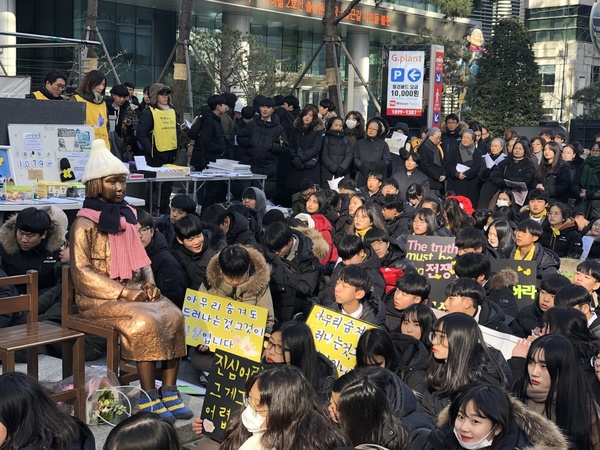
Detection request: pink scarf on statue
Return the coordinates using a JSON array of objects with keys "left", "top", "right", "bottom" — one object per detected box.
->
[{"left": 77, "top": 207, "right": 151, "bottom": 280}]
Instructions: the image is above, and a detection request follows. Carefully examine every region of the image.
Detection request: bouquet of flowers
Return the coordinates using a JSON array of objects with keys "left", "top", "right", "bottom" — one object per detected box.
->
[
  {"left": 92, "top": 388, "right": 128, "bottom": 424},
  {"left": 54, "top": 367, "right": 149, "bottom": 426}
]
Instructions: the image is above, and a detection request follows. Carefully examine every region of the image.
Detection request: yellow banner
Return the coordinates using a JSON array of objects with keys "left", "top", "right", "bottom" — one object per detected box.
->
[
  {"left": 306, "top": 305, "right": 376, "bottom": 376},
  {"left": 183, "top": 288, "right": 267, "bottom": 362}
]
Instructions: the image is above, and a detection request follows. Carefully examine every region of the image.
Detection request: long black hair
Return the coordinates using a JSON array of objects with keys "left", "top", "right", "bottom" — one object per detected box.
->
[
  {"left": 220, "top": 365, "right": 348, "bottom": 450},
  {"left": 513, "top": 334, "right": 600, "bottom": 450},
  {"left": 336, "top": 376, "right": 409, "bottom": 450},
  {"left": 0, "top": 372, "right": 87, "bottom": 450},
  {"left": 426, "top": 313, "right": 508, "bottom": 395}
]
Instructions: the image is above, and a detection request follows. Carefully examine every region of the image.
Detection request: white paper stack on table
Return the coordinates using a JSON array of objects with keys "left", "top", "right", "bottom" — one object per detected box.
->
[{"left": 203, "top": 159, "right": 253, "bottom": 176}]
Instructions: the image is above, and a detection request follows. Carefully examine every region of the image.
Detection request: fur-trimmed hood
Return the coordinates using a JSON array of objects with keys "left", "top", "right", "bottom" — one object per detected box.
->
[
  {"left": 0, "top": 205, "right": 67, "bottom": 255},
  {"left": 293, "top": 116, "right": 325, "bottom": 132},
  {"left": 436, "top": 395, "right": 568, "bottom": 450},
  {"left": 440, "top": 120, "right": 468, "bottom": 135},
  {"left": 489, "top": 268, "right": 519, "bottom": 291},
  {"left": 292, "top": 225, "right": 329, "bottom": 261},
  {"left": 205, "top": 245, "right": 270, "bottom": 299}
]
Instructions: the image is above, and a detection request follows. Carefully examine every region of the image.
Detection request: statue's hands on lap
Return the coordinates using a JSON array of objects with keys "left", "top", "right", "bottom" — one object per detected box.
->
[
  {"left": 120, "top": 287, "right": 149, "bottom": 302},
  {"left": 141, "top": 282, "right": 161, "bottom": 302}
]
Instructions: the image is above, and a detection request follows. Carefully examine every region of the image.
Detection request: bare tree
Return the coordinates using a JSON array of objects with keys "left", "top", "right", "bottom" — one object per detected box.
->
[{"left": 172, "top": 0, "right": 193, "bottom": 117}]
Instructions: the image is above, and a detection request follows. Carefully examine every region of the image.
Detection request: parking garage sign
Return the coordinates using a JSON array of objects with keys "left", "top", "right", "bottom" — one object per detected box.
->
[{"left": 387, "top": 50, "right": 425, "bottom": 116}]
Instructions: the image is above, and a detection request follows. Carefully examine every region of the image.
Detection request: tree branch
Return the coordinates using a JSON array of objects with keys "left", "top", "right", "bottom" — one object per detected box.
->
[{"left": 334, "top": 0, "right": 362, "bottom": 25}]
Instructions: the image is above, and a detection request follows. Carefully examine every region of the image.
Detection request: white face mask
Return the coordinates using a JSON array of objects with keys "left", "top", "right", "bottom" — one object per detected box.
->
[
  {"left": 453, "top": 427, "right": 495, "bottom": 450},
  {"left": 496, "top": 200, "right": 509, "bottom": 207},
  {"left": 346, "top": 119, "right": 357, "bottom": 129},
  {"left": 241, "top": 405, "right": 266, "bottom": 433}
]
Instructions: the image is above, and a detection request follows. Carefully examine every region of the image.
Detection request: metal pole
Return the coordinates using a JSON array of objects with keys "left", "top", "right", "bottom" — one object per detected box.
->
[
  {"left": 183, "top": 41, "right": 194, "bottom": 115},
  {"left": 157, "top": 43, "right": 178, "bottom": 84},
  {"left": 0, "top": 30, "right": 100, "bottom": 46},
  {"left": 289, "top": 40, "right": 325, "bottom": 94},
  {"left": 0, "top": 43, "right": 86, "bottom": 48},
  {"left": 95, "top": 29, "right": 121, "bottom": 85},
  {"left": 339, "top": 42, "right": 381, "bottom": 113},
  {"left": 331, "top": 42, "right": 345, "bottom": 118},
  {"left": 189, "top": 43, "right": 221, "bottom": 94}
]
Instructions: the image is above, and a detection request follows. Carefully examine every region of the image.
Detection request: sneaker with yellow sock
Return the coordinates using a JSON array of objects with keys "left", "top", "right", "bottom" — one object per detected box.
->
[
  {"left": 160, "top": 385, "right": 193, "bottom": 420},
  {"left": 138, "top": 388, "right": 176, "bottom": 423}
]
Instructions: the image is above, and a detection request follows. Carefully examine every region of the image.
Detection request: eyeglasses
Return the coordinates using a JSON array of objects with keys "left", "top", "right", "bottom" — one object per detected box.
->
[
  {"left": 264, "top": 339, "right": 287, "bottom": 355},
  {"left": 429, "top": 331, "right": 447, "bottom": 346},
  {"left": 591, "top": 356, "right": 600, "bottom": 368},
  {"left": 243, "top": 396, "right": 267, "bottom": 415},
  {"left": 547, "top": 211, "right": 562, "bottom": 217},
  {"left": 591, "top": 149, "right": 600, "bottom": 155},
  {"left": 60, "top": 241, "right": 69, "bottom": 249},
  {"left": 137, "top": 226, "right": 152, "bottom": 234},
  {"left": 53, "top": 83, "right": 66, "bottom": 91}
]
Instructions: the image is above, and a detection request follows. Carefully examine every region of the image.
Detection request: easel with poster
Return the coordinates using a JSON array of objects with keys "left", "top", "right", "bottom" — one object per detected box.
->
[{"left": 6, "top": 124, "right": 95, "bottom": 185}]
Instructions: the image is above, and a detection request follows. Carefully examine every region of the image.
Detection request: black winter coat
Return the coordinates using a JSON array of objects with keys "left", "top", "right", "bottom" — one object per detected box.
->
[
  {"left": 263, "top": 248, "right": 297, "bottom": 322},
  {"left": 490, "top": 157, "right": 536, "bottom": 192},
  {"left": 188, "top": 110, "right": 230, "bottom": 170},
  {"left": 486, "top": 269, "right": 520, "bottom": 319},
  {"left": 320, "top": 130, "right": 353, "bottom": 184},
  {"left": 390, "top": 332, "right": 430, "bottom": 399},
  {"left": 383, "top": 288, "right": 404, "bottom": 333},
  {"left": 417, "top": 138, "right": 445, "bottom": 191},
  {"left": 240, "top": 115, "right": 288, "bottom": 169},
  {"left": 354, "top": 136, "right": 391, "bottom": 185},
  {"left": 171, "top": 225, "right": 227, "bottom": 290},
  {"left": 145, "top": 230, "right": 187, "bottom": 308},
  {"left": 225, "top": 210, "right": 258, "bottom": 247},
  {"left": 540, "top": 218, "right": 582, "bottom": 258},
  {"left": 535, "top": 161, "right": 571, "bottom": 203},
  {"left": 444, "top": 145, "right": 483, "bottom": 206},
  {"left": 385, "top": 215, "right": 405, "bottom": 240},
  {"left": 477, "top": 300, "right": 512, "bottom": 334},
  {"left": 287, "top": 119, "right": 324, "bottom": 189},
  {"left": 477, "top": 152, "right": 507, "bottom": 209},
  {"left": 511, "top": 299, "right": 544, "bottom": 338}
]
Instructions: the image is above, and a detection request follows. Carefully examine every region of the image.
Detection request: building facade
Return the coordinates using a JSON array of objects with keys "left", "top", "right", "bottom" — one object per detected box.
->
[
  {"left": 525, "top": 0, "right": 598, "bottom": 124},
  {"left": 9, "top": 0, "right": 474, "bottom": 119}
]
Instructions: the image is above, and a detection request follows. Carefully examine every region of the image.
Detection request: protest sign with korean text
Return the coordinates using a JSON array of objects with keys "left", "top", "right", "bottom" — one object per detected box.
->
[
  {"left": 200, "top": 350, "right": 263, "bottom": 442},
  {"left": 183, "top": 288, "right": 267, "bottom": 362},
  {"left": 413, "top": 259, "right": 456, "bottom": 308},
  {"left": 306, "top": 305, "right": 376, "bottom": 376}
]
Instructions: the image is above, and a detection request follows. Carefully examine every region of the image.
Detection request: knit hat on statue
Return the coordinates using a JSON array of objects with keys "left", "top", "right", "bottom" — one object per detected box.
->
[{"left": 82, "top": 139, "right": 130, "bottom": 183}]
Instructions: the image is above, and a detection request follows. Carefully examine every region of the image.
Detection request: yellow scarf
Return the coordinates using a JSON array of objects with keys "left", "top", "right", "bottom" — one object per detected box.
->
[
  {"left": 514, "top": 246, "right": 535, "bottom": 261},
  {"left": 550, "top": 226, "right": 560, "bottom": 237},
  {"left": 356, "top": 226, "right": 372, "bottom": 239},
  {"left": 530, "top": 209, "right": 547, "bottom": 219}
]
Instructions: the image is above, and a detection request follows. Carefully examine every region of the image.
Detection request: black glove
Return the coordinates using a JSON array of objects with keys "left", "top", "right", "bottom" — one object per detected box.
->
[
  {"left": 292, "top": 156, "right": 304, "bottom": 170},
  {"left": 335, "top": 167, "right": 345, "bottom": 177}
]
